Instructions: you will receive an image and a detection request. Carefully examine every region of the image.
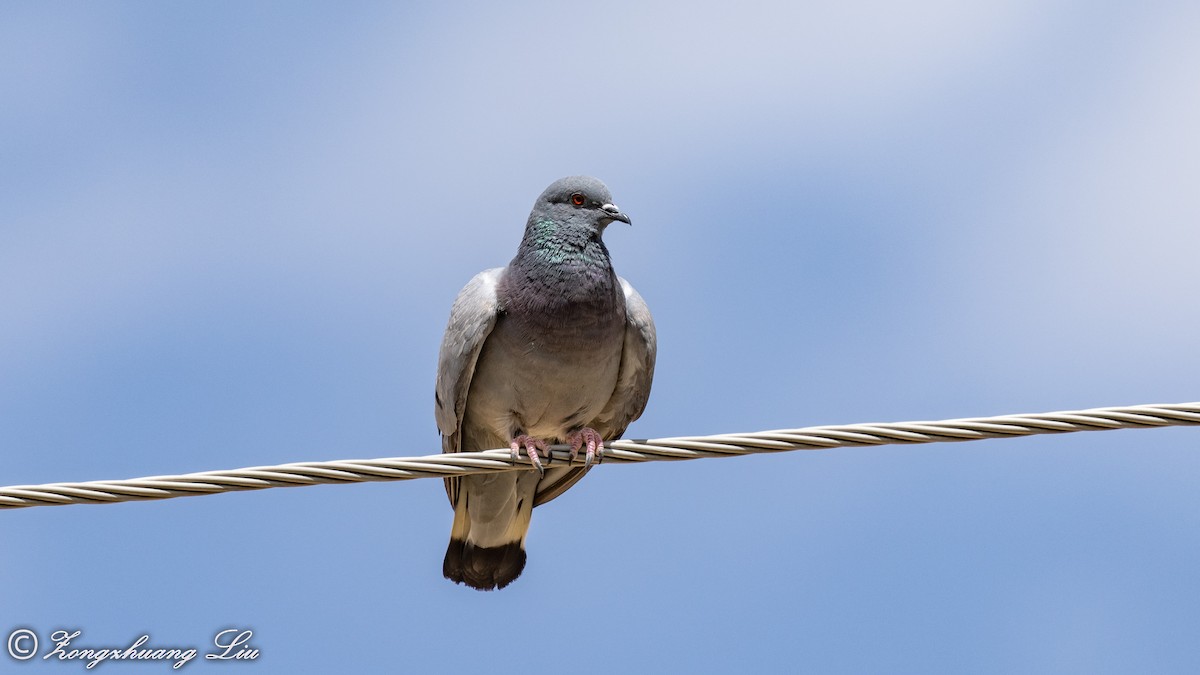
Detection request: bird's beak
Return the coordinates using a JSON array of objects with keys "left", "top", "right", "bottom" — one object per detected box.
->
[{"left": 601, "top": 203, "right": 632, "bottom": 225}]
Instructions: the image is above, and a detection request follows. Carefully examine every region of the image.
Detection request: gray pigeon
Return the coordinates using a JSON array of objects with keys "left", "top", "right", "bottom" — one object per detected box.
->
[{"left": 435, "top": 176, "right": 656, "bottom": 591}]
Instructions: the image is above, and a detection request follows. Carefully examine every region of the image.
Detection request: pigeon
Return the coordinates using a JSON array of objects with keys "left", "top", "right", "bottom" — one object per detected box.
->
[{"left": 435, "top": 176, "right": 656, "bottom": 591}]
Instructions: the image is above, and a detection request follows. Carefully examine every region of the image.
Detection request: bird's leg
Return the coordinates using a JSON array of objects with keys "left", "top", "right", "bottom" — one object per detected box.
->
[
  {"left": 567, "top": 428, "right": 605, "bottom": 469},
  {"left": 510, "top": 434, "right": 550, "bottom": 476}
]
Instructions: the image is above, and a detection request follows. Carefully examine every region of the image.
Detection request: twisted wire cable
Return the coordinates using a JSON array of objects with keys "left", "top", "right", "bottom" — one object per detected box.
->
[{"left": 2, "top": 401, "right": 1197, "bottom": 510}]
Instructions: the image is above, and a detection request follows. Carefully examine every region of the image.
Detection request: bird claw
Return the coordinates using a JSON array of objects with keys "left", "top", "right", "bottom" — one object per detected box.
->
[
  {"left": 510, "top": 435, "right": 550, "bottom": 476},
  {"left": 567, "top": 428, "right": 605, "bottom": 469}
]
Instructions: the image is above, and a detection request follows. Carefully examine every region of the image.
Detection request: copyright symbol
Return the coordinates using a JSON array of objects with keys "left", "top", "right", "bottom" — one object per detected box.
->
[{"left": 7, "top": 628, "right": 37, "bottom": 660}]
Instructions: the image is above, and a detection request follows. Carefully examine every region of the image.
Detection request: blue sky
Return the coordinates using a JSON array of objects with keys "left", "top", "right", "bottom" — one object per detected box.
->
[{"left": 3, "top": 1, "right": 1199, "bottom": 672}]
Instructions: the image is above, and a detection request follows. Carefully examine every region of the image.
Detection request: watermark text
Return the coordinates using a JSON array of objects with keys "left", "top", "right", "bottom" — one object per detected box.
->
[{"left": 6, "top": 627, "right": 260, "bottom": 669}]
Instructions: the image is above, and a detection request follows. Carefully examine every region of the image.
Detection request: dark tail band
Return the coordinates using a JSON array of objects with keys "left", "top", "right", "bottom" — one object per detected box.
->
[{"left": 443, "top": 539, "right": 527, "bottom": 591}]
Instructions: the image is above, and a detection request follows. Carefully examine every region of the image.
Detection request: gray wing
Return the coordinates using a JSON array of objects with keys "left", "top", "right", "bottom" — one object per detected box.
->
[
  {"left": 593, "top": 278, "right": 657, "bottom": 439},
  {"left": 533, "top": 277, "right": 657, "bottom": 506},
  {"left": 435, "top": 268, "right": 503, "bottom": 507}
]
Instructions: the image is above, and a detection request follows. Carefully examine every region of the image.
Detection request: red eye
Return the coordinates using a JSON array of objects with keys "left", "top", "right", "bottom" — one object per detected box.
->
[{"left": 571, "top": 193, "right": 585, "bottom": 206}]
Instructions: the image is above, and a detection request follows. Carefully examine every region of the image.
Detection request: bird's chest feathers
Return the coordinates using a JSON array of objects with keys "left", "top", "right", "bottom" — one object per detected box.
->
[
  {"left": 501, "top": 227, "right": 624, "bottom": 344},
  {"left": 472, "top": 236, "right": 627, "bottom": 438}
]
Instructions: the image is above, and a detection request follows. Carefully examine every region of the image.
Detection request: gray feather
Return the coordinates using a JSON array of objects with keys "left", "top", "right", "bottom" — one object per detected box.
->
[
  {"left": 532, "top": 278, "right": 657, "bottom": 506},
  {"left": 434, "top": 268, "right": 502, "bottom": 508}
]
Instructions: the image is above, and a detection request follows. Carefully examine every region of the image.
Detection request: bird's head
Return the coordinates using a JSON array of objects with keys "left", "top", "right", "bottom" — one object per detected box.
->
[{"left": 531, "top": 176, "right": 631, "bottom": 234}]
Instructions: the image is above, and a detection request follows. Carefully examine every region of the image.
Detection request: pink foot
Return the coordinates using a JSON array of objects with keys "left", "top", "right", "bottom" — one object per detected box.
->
[
  {"left": 510, "top": 435, "right": 550, "bottom": 476},
  {"left": 567, "top": 428, "right": 605, "bottom": 469}
]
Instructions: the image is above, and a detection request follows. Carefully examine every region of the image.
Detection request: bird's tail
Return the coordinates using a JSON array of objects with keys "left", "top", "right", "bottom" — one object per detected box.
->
[
  {"left": 443, "top": 475, "right": 534, "bottom": 591},
  {"left": 442, "top": 539, "right": 526, "bottom": 591}
]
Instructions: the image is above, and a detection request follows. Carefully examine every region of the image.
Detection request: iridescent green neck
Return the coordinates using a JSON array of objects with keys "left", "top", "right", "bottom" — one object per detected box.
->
[{"left": 520, "top": 217, "right": 608, "bottom": 267}]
